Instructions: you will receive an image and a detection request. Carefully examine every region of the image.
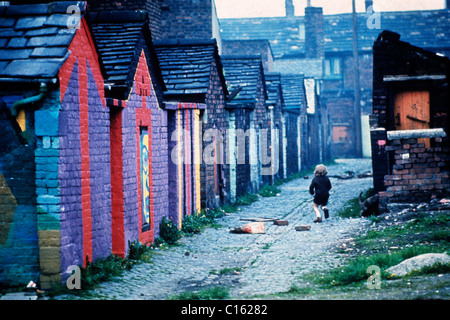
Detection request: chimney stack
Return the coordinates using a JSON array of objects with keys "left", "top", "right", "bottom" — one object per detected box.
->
[
  {"left": 304, "top": 6, "right": 324, "bottom": 59},
  {"left": 365, "top": 0, "right": 374, "bottom": 11},
  {"left": 285, "top": 0, "right": 295, "bottom": 17}
]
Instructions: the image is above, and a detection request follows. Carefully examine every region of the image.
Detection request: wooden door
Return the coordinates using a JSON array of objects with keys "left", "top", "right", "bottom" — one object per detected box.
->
[{"left": 394, "top": 90, "right": 430, "bottom": 147}]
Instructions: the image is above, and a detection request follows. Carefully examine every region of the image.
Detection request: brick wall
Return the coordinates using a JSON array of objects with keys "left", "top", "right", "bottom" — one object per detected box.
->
[
  {"left": 369, "top": 128, "right": 388, "bottom": 193},
  {"left": 230, "top": 108, "right": 252, "bottom": 198},
  {"left": 202, "top": 59, "right": 228, "bottom": 209},
  {"left": 304, "top": 6, "right": 324, "bottom": 59},
  {"left": 57, "top": 18, "right": 110, "bottom": 287},
  {"left": 111, "top": 49, "right": 169, "bottom": 253},
  {"left": 379, "top": 136, "right": 450, "bottom": 209},
  {"left": 161, "top": 0, "right": 212, "bottom": 40},
  {"left": 272, "top": 90, "right": 284, "bottom": 180},
  {"left": 284, "top": 111, "right": 300, "bottom": 176}
]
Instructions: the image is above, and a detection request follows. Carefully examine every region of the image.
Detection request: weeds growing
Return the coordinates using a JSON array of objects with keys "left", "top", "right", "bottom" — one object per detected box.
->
[{"left": 168, "top": 286, "right": 229, "bottom": 300}]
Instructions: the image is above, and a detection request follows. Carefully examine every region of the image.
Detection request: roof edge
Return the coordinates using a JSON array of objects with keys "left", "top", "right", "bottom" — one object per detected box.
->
[{"left": 153, "top": 39, "right": 218, "bottom": 48}]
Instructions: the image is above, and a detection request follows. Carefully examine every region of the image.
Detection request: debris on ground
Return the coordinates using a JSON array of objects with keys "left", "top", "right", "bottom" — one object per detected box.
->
[
  {"left": 273, "top": 220, "right": 289, "bottom": 226},
  {"left": 239, "top": 217, "right": 288, "bottom": 225},
  {"left": 230, "top": 222, "right": 265, "bottom": 234},
  {"left": 295, "top": 225, "right": 311, "bottom": 231},
  {"left": 240, "top": 218, "right": 275, "bottom": 222}
]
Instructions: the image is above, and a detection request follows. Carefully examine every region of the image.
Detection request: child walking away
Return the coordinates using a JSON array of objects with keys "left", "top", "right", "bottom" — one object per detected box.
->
[{"left": 309, "top": 164, "right": 332, "bottom": 223}]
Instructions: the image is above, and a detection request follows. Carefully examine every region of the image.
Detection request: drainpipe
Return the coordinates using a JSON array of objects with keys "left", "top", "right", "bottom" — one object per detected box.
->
[{"left": 11, "top": 82, "right": 48, "bottom": 117}]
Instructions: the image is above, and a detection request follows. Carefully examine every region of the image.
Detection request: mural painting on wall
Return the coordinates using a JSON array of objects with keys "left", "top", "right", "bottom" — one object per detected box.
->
[{"left": 140, "top": 127, "right": 150, "bottom": 230}]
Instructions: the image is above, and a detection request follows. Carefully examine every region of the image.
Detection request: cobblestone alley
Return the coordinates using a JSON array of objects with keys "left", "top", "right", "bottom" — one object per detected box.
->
[{"left": 57, "top": 159, "right": 374, "bottom": 300}]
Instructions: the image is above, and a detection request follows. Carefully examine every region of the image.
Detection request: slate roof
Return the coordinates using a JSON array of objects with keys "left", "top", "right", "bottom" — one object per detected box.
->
[
  {"left": 221, "top": 55, "right": 267, "bottom": 104},
  {"left": 280, "top": 74, "right": 305, "bottom": 110},
  {"left": 153, "top": 39, "right": 228, "bottom": 99},
  {"left": 89, "top": 11, "right": 145, "bottom": 84},
  {"left": 265, "top": 72, "right": 283, "bottom": 106},
  {"left": 220, "top": 9, "right": 450, "bottom": 58},
  {"left": 0, "top": 1, "right": 86, "bottom": 79}
]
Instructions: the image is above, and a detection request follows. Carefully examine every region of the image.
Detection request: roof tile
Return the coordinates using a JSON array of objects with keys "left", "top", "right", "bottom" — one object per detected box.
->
[
  {"left": 15, "top": 16, "right": 47, "bottom": 30},
  {"left": 0, "top": 2, "right": 83, "bottom": 79},
  {"left": 154, "top": 40, "right": 226, "bottom": 97}
]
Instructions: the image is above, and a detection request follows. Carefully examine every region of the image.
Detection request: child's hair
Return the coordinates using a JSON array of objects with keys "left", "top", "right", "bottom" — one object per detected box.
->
[{"left": 314, "top": 164, "right": 328, "bottom": 176}]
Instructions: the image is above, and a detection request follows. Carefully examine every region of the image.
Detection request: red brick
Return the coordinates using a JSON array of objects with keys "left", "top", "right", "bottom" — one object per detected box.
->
[
  {"left": 418, "top": 173, "right": 432, "bottom": 179},
  {"left": 402, "top": 174, "right": 417, "bottom": 180},
  {"left": 379, "top": 191, "right": 394, "bottom": 198},
  {"left": 385, "top": 175, "right": 402, "bottom": 181},
  {"left": 393, "top": 169, "right": 409, "bottom": 175}
]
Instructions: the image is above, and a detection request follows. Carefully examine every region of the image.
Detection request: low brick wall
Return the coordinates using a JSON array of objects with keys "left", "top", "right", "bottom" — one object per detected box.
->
[{"left": 379, "top": 131, "right": 450, "bottom": 210}]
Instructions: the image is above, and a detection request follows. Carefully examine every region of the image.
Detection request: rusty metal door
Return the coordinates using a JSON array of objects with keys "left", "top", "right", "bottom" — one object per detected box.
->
[{"left": 394, "top": 90, "right": 430, "bottom": 146}]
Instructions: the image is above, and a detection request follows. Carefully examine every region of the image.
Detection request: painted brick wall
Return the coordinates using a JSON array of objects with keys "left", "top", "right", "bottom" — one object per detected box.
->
[
  {"left": 57, "top": 19, "right": 110, "bottom": 287},
  {"left": 167, "top": 105, "right": 202, "bottom": 228},
  {"left": 113, "top": 50, "right": 168, "bottom": 253}
]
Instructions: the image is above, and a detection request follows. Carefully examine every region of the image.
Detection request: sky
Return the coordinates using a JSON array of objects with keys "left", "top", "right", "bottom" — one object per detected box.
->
[{"left": 214, "top": 0, "right": 446, "bottom": 18}]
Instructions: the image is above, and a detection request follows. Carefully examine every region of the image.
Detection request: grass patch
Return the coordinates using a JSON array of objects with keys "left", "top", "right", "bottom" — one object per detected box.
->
[
  {"left": 168, "top": 286, "right": 229, "bottom": 300},
  {"left": 337, "top": 188, "right": 374, "bottom": 219},
  {"left": 316, "top": 246, "right": 444, "bottom": 287},
  {"left": 313, "top": 210, "right": 450, "bottom": 287},
  {"left": 356, "top": 211, "right": 450, "bottom": 254},
  {"left": 407, "top": 262, "right": 450, "bottom": 277},
  {"left": 218, "top": 267, "right": 242, "bottom": 275},
  {"left": 258, "top": 185, "right": 281, "bottom": 197},
  {"left": 337, "top": 197, "right": 361, "bottom": 218}
]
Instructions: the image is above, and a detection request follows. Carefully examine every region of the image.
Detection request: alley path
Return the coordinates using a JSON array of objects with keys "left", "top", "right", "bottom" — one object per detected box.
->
[{"left": 57, "top": 159, "right": 374, "bottom": 300}]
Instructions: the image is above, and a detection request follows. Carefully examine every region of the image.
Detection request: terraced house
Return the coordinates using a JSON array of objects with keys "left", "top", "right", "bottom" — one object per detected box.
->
[
  {"left": 0, "top": 1, "right": 111, "bottom": 288},
  {"left": 154, "top": 39, "right": 229, "bottom": 226}
]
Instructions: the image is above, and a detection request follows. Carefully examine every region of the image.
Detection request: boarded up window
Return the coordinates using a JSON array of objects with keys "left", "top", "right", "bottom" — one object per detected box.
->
[
  {"left": 394, "top": 90, "right": 430, "bottom": 147},
  {"left": 333, "top": 126, "right": 349, "bottom": 142}
]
